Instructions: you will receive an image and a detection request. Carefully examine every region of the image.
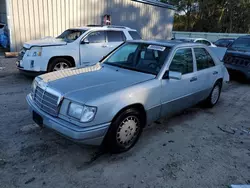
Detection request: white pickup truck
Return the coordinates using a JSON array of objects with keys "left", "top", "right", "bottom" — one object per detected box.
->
[{"left": 16, "top": 25, "right": 141, "bottom": 74}]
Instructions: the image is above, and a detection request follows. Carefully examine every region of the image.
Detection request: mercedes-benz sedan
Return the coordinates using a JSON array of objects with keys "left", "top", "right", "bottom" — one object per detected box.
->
[{"left": 27, "top": 40, "right": 229, "bottom": 153}]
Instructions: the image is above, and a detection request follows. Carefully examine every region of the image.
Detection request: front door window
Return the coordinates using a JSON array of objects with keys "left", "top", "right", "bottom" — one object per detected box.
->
[
  {"left": 79, "top": 31, "right": 108, "bottom": 65},
  {"left": 86, "top": 31, "right": 106, "bottom": 43},
  {"left": 169, "top": 48, "right": 194, "bottom": 75}
]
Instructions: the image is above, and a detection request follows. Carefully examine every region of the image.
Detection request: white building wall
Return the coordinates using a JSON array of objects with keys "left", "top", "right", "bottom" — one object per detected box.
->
[
  {"left": 0, "top": 0, "right": 7, "bottom": 23},
  {"left": 7, "top": 0, "right": 174, "bottom": 51}
]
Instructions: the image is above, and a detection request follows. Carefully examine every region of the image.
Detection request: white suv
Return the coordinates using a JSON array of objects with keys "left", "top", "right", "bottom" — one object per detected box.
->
[{"left": 16, "top": 25, "right": 141, "bottom": 73}]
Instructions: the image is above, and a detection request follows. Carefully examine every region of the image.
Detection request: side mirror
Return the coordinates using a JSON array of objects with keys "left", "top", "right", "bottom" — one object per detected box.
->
[
  {"left": 163, "top": 71, "right": 182, "bottom": 80},
  {"left": 81, "top": 38, "right": 89, "bottom": 44}
]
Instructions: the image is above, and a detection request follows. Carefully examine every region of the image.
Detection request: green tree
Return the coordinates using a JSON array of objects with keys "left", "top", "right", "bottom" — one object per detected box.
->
[
  {"left": 161, "top": 0, "right": 198, "bottom": 30},
  {"left": 161, "top": 0, "right": 250, "bottom": 33}
]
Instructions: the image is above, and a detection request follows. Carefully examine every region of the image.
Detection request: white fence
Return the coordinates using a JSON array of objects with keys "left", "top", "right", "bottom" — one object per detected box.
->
[{"left": 172, "top": 31, "right": 247, "bottom": 42}]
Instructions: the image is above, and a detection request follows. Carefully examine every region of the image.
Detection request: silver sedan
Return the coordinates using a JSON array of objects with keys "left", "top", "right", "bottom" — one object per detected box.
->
[{"left": 26, "top": 40, "right": 229, "bottom": 153}]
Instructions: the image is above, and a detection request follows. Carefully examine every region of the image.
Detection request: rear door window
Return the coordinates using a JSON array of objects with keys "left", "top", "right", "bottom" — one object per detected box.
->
[
  {"left": 194, "top": 48, "right": 215, "bottom": 70},
  {"left": 128, "top": 31, "right": 142, "bottom": 40},
  {"left": 107, "top": 31, "right": 126, "bottom": 42}
]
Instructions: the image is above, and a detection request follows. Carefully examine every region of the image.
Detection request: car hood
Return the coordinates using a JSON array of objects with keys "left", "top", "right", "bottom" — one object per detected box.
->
[
  {"left": 23, "top": 37, "right": 67, "bottom": 49},
  {"left": 225, "top": 49, "right": 250, "bottom": 59},
  {"left": 37, "top": 64, "right": 155, "bottom": 104}
]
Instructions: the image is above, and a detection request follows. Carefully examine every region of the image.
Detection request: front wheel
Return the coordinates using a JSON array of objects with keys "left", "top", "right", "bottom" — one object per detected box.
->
[
  {"left": 204, "top": 81, "right": 222, "bottom": 108},
  {"left": 103, "top": 108, "right": 144, "bottom": 153},
  {"left": 48, "top": 58, "right": 73, "bottom": 72}
]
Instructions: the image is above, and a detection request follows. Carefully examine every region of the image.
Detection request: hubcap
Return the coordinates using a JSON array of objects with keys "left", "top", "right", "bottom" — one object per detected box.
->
[
  {"left": 211, "top": 85, "right": 220, "bottom": 104},
  {"left": 53, "top": 62, "right": 69, "bottom": 71},
  {"left": 116, "top": 116, "right": 140, "bottom": 147}
]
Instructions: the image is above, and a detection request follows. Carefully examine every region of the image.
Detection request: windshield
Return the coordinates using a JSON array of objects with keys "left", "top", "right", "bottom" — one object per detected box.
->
[
  {"left": 215, "top": 39, "right": 234, "bottom": 46},
  {"left": 57, "top": 29, "right": 87, "bottom": 43},
  {"left": 103, "top": 43, "right": 171, "bottom": 75},
  {"left": 230, "top": 38, "right": 250, "bottom": 52}
]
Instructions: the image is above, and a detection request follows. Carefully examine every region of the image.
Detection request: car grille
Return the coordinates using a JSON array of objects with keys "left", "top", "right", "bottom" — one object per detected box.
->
[
  {"left": 33, "top": 86, "right": 59, "bottom": 116},
  {"left": 18, "top": 47, "right": 28, "bottom": 60},
  {"left": 224, "top": 54, "right": 250, "bottom": 68}
]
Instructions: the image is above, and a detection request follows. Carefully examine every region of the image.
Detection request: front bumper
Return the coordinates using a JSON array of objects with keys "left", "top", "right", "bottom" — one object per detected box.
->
[
  {"left": 225, "top": 63, "right": 250, "bottom": 79},
  {"left": 26, "top": 94, "right": 110, "bottom": 145},
  {"left": 16, "top": 55, "right": 49, "bottom": 73},
  {"left": 17, "top": 64, "right": 46, "bottom": 77}
]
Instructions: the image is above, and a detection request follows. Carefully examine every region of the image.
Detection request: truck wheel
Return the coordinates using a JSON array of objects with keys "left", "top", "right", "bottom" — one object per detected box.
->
[
  {"left": 48, "top": 58, "right": 73, "bottom": 72},
  {"left": 104, "top": 108, "right": 144, "bottom": 153},
  {"left": 204, "top": 81, "right": 222, "bottom": 108}
]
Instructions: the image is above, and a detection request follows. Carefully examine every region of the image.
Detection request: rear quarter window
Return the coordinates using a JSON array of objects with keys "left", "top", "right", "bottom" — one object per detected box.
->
[{"left": 128, "top": 31, "right": 142, "bottom": 40}]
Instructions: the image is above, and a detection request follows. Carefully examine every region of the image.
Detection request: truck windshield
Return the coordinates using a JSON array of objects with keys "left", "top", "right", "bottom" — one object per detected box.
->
[
  {"left": 57, "top": 29, "right": 87, "bottom": 43},
  {"left": 104, "top": 43, "right": 170, "bottom": 75},
  {"left": 230, "top": 38, "right": 250, "bottom": 52}
]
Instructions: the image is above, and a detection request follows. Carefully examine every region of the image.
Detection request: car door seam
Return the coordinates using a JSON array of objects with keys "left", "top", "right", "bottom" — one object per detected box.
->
[{"left": 161, "top": 88, "right": 211, "bottom": 105}]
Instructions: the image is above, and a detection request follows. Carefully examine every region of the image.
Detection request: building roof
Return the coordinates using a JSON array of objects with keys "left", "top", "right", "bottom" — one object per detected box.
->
[{"left": 132, "top": 0, "right": 177, "bottom": 10}]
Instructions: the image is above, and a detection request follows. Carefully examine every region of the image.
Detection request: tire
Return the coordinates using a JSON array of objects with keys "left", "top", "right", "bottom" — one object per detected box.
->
[
  {"left": 103, "top": 108, "right": 144, "bottom": 153},
  {"left": 204, "top": 81, "right": 222, "bottom": 108},
  {"left": 47, "top": 58, "right": 73, "bottom": 72}
]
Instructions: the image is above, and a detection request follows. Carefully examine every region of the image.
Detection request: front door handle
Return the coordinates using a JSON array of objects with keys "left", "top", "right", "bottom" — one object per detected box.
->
[
  {"left": 190, "top": 77, "right": 198, "bottom": 82},
  {"left": 102, "top": 45, "right": 113, "bottom": 48},
  {"left": 213, "top": 71, "right": 218, "bottom": 75}
]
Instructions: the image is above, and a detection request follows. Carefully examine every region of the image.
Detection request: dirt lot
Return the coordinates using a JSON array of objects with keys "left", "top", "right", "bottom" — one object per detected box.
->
[{"left": 0, "top": 57, "right": 250, "bottom": 188}]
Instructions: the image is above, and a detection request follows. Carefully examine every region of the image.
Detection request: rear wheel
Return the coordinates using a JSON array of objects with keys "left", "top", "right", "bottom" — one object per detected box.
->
[
  {"left": 48, "top": 58, "right": 73, "bottom": 72},
  {"left": 103, "top": 108, "right": 144, "bottom": 153},
  {"left": 204, "top": 81, "right": 222, "bottom": 108}
]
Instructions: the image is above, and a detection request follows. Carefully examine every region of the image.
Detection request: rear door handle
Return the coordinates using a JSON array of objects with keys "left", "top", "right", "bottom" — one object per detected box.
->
[
  {"left": 190, "top": 77, "right": 197, "bottom": 82},
  {"left": 213, "top": 71, "right": 218, "bottom": 75}
]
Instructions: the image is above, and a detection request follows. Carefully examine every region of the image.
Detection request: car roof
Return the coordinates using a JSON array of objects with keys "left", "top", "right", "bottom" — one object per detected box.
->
[
  {"left": 127, "top": 39, "right": 205, "bottom": 48},
  {"left": 175, "top": 37, "right": 209, "bottom": 41},
  {"left": 216, "top": 38, "right": 235, "bottom": 40},
  {"left": 238, "top": 35, "right": 250, "bottom": 39},
  {"left": 69, "top": 25, "right": 136, "bottom": 31}
]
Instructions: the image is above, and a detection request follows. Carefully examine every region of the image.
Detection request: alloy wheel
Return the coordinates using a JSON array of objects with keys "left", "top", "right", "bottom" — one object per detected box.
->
[{"left": 53, "top": 62, "right": 69, "bottom": 71}]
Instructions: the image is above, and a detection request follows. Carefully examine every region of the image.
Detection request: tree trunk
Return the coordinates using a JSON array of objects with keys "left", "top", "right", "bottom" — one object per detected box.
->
[
  {"left": 229, "top": 0, "right": 233, "bottom": 33},
  {"left": 187, "top": 0, "right": 192, "bottom": 30}
]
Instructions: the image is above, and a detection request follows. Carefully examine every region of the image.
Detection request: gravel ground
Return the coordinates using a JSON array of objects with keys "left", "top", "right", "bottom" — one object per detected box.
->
[{"left": 0, "top": 57, "right": 250, "bottom": 188}]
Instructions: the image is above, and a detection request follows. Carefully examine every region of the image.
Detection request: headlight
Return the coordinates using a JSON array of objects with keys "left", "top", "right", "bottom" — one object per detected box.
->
[
  {"left": 27, "top": 47, "right": 42, "bottom": 57},
  {"left": 68, "top": 102, "right": 97, "bottom": 123},
  {"left": 32, "top": 51, "right": 42, "bottom": 56},
  {"left": 31, "top": 79, "right": 38, "bottom": 93}
]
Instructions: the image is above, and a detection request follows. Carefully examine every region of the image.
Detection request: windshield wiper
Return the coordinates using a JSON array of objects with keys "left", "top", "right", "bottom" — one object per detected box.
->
[{"left": 104, "top": 62, "right": 156, "bottom": 75}]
